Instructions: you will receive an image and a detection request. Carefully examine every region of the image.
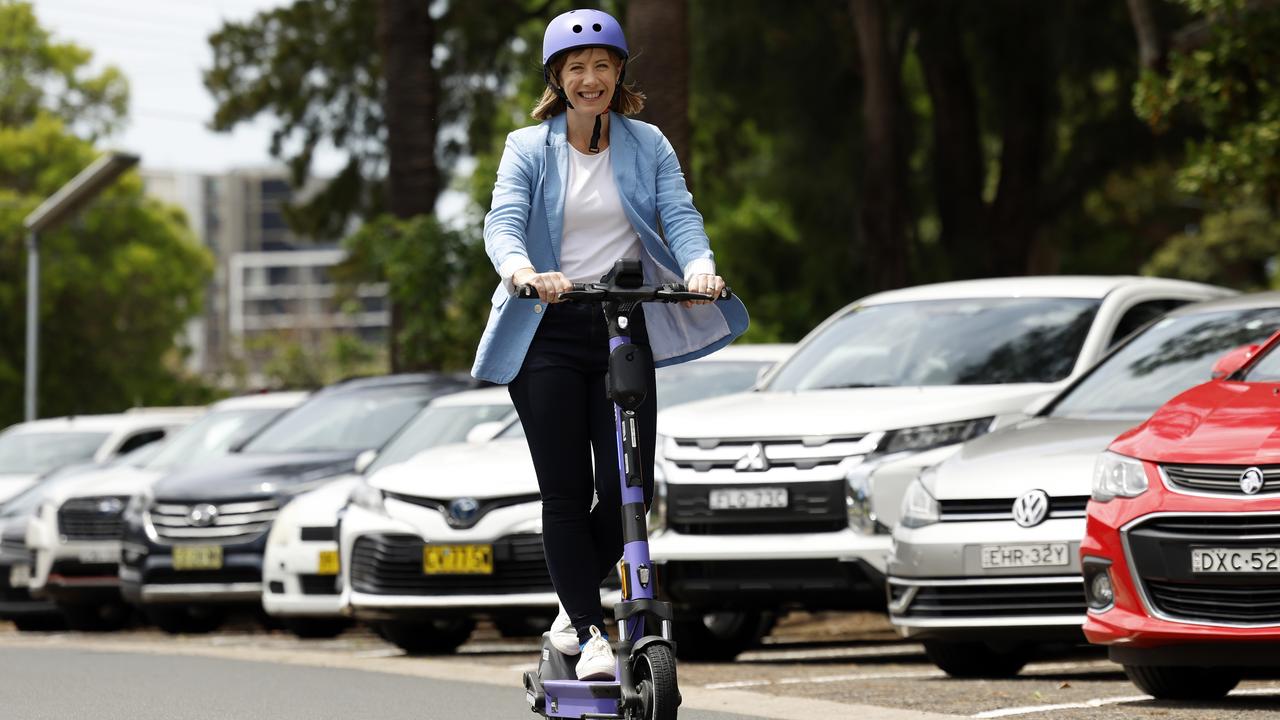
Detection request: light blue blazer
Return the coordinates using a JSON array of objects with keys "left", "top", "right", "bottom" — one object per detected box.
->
[{"left": 471, "top": 112, "right": 749, "bottom": 384}]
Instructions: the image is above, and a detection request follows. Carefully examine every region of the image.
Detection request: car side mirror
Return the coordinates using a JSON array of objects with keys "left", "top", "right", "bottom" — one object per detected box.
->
[
  {"left": 354, "top": 449, "right": 378, "bottom": 474},
  {"left": 466, "top": 421, "right": 506, "bottom": 444},
  {"left": 1211, "top": 344, "right": 1260, "bottom": 380}
]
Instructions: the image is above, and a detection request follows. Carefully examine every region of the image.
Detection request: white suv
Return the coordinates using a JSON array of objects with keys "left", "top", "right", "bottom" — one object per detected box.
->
[{"left": 650, "top": 276, "right": 1231, "bottom": 659}]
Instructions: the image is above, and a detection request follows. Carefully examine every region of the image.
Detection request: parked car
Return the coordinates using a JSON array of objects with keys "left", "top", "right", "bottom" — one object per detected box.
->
[
  {"left": 650, "top": 276, "right": 1230, "bottom": 660},
  {"left": 120, "top": 374, "right": 473, "bottom": 634},
  {"left": 341, "top": 344, "right": 792, "bottom": 654},
  {"left": 887, "top": 294, "right": 1280, "bottom": 677},
  {"left": 262, "top": 386, "right": 517, "bottom": 638},
  {"left": 0, "top": 409, "right": 201, "bottom": 503},
  {"left": 22, "top": 392, "right": 307, "bottom": 630},
  {"left": 1082, "top": 305, "right": 1280, "bottom": 700}
]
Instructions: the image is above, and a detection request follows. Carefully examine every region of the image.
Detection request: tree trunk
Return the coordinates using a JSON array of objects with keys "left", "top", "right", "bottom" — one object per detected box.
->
[
  {"left": 914, "top": 0, "right": 987, "bottom": 277},
  {"left": 1125, "top": 0, "right": 1165, "bottom": 69},
  {"left": 377, "top": 0, "right": 439, "bottom": 371},
  {"left": 851, "top": 0, "right": 911, "bottom": 290},
  {"left": 626, "top": 0, "right": 692, "bottom": 185}
]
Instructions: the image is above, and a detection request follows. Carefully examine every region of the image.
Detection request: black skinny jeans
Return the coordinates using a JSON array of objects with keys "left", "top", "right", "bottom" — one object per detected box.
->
[{"left": 508, "top": 301, "right": 656, "bottom": 645}]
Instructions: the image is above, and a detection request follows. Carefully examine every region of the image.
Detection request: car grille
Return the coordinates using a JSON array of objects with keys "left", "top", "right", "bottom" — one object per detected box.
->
[
  {"left": 146, "top": 567, "right": 261, "bottom": 585},
  {"left": 1127, "top": 514, "right": 1280, "bottom": 626},
  {"left": 1162, "top": 464, "right": 1280, "bottom": 496},
  {"left": 662, "top": 434, "right": 874, "bottom": 474},
  {"left": 58, "top": 496, "right": 129, "bottom": 541},
  {"left": 667, "top": 479, "right": 848, "bottom": 535},
  {"left": 299, "top": 573, "right": 339, "bottom": 595},
  {"left": 148, "top": 498, "right": 280, "bottom": 543},
  {"left": 939, "top": 496, "right": 1088, "bottom": 522},
  {"left": 0, "top": 536, "right": 26, "bottom": 554},
  {"left": 350, "top": 533, "right": 552, "bottom": 596},
  {"left": 892, "top": 579, "right": 1085, "bottom": 618}
]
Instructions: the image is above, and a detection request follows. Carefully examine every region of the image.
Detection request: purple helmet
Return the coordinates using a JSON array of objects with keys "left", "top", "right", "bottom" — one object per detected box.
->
[{"left": 542, "top": 8, "right": 629, "bottom": 78}]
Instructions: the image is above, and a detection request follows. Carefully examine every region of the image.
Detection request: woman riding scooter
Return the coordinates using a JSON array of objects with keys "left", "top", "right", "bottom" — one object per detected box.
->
[{"left": 471, "top": 8, "right": 748, "bottom": 681}]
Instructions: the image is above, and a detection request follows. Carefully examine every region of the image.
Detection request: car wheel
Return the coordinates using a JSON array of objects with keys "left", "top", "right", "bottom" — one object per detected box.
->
[
  {"left": 494, "top": 614, "right": 554, "bottom": 639},
  {"left": 379, "top": 617, "right": 476, "bottom": 655},
  {"left": 62, "top": 602, "right": 132, "bottom": 632},
  {"left": 673, "top": 610, "right": 774, "bottom": 662},
  {"left": 11, "top": 614, "right": 65, "bottom": 632},
  {"left": 924, "top": 640, "right": 1030, "bottom": 678},
  {"left": 1124, "top": 664, "right": 1241, "bottom": 700},
  {"left": 146, "top": 605, "right": 226, "bottom": 635},
  {"left": 283, "top": 617, "right": 351, "bottom": 640}
]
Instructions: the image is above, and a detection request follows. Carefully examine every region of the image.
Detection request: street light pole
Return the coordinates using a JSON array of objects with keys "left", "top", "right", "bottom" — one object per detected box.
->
[
  {"left": 24, "top": 231, "right": 38, "bottom": 423},
  {"left": 22, "top": 151, "right": 139, "bottom": 421}
]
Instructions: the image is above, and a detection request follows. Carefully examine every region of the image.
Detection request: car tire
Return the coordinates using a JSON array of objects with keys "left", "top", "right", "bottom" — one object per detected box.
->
[
  {"left": 674, "top": 610, "right": 774, "bottom": 662},
  {"left": 146, "top": 605, "right": 226, "bottom": 635},
  {"left": 283, "top": 617, "right": 351, "bottom": 640},
  {"left": 11, "top": 615, "right": 65, "bottom": 632},
  {"left": 379, "top": 617, "right": 476, "bottom": 655},
  {"left": 1124, "top": 664, "right": 1241, "bottom": 700},
  {"left": 924, "top": 640, "right": 1030, "bottom": 678},
  {"left": 62, "top": 602, "right": 132, "bottom": 632},
  {"left": 494, "top": 614, "right": 555, "bottom": 639}
]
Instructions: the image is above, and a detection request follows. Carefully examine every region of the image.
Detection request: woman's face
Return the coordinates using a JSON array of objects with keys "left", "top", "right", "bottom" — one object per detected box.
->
[{"left": 556, "top": 48, "right": 619, "bottom": 116}]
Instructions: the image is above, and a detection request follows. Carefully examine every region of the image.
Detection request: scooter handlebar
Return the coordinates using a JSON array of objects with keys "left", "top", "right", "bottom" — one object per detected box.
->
[{"left": 515, "top": 282, "right": 733, "bottom": 304}]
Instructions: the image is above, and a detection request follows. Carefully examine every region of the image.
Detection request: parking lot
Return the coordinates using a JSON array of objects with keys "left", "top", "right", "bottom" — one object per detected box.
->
[{"left": 4, "top": 611, "right": 1279, "bottom": 720}]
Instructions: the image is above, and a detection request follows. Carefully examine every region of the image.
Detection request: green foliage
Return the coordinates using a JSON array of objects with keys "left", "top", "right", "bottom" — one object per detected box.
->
[
  {"left": 341, "top": 215, "right": 492, "bottom": 371},
  {"left": 240, "top": 331, "right": 386, "bottom": 389},
  {"left": 0, "top": 118, "right": 216, "bottom": 425},
  {"left": 1143, "top": 206, "right": 1280, "bottom": 289},
  {"left": 0, "top": 1, "right": 128, "bottom": 139},
  {"left": 0, "top": 6, "right": 215, "bottom": 425}
]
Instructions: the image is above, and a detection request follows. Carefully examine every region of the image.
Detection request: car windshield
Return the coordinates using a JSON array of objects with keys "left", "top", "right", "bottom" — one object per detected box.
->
[
  {"left": 497, "top": 359, "right": 777, "bottom": 440},
  {"left": 1051, "top": 307, "right": 1280, "bottom": 420},
  {"left": 767, "top": 298, "right": 1101, "bottom": 391},
  {"left": 145, "top": 407, "right": 287, "bottom": 471},
  {"left": 0, "top": 431, "right": 108, "bottom": 475},
  {"left": 243, "top": 389, "right": 431, "bottom": 454},
  {"left": 368, "top": 403, "right": 515, "bottom": 473}
]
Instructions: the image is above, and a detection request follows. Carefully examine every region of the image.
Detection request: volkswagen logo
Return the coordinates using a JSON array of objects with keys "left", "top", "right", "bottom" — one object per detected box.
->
[
  {"left": 1241, "top": 467, "right": 1266, "bottom": 495},
  {"left": 734, "top": 443, "right": 770, "bottom": 472},
  {"left": 449, "top": 497, "right": 480, "bottom": 524},
  {"left": 1012, "top": 490, "right": 1049, "bottom": 528},
  {"left": 96, "top": 498, "right": 124, "bottom": 515},
  {"left": 187, "top": 504, "right": 219, "bottom": 528}
]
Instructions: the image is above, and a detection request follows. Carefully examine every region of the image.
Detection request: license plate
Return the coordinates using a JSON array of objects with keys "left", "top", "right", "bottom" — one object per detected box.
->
[
  {"left": 317, "top": 550, "right": 339, "bottom": 576},
  {"left": 9, "top": 564, "right": 30, "bottom": 589},
  {"left": 78, "top": 547, "right": 117, "bottom": 564},
  {"left": 708, "top": 487, "right": 788, "bottom": 510},
  {"left": 423, "top": 544, "right": 492, "bottom": 575},
  {"left": 980, "top": 543, "right": 1070, "bottom": 569},
  {"left": 1192, "top": 547, "right": 1280, "bottom": 573},
  {"left": 172, "top": 545, "right": 223, "bottom": 571}
]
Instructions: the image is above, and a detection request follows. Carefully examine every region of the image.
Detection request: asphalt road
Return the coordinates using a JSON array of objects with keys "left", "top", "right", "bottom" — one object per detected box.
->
[{"left": 0, "top": 645, "right": 758, "bottom": 720}]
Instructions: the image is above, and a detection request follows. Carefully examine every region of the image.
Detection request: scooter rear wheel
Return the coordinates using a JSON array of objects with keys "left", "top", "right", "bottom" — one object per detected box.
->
[{"left": 631, "top": 644, "right": 678, "bottom": 720}]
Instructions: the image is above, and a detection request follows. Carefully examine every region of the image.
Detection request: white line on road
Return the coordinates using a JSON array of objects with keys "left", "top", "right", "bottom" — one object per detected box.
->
[
  {"left": 971, "top": 685, "right": 1280, "bottom": 718},
  {"left": 738, "top": 643, "right": 925, "bottom": 662},
  {"left": 704, "top": 669, "right": 945, "bottom": 690}
]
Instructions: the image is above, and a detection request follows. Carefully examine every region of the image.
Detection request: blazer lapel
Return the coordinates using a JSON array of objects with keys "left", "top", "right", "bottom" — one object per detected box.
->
[
  {"left": 610, "top": 112, "right": 640, "bottom": 221},
  {"left": 543, "top": 115, "right": 568, "bottom": 267}
]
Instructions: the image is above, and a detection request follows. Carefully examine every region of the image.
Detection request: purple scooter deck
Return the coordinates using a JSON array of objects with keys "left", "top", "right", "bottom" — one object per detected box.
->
[{"left": 540, "top": 679, "right": 622, "bottom": 718}]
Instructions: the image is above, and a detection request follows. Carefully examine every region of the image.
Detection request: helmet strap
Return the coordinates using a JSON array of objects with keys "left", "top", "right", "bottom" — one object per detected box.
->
[{"left": 589, "top": 113, "right": 604, "bottom": 153}]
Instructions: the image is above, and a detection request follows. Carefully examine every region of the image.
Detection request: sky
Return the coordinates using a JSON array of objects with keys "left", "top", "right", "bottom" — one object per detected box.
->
[{"left": 31, "top": 0, "right": 347, "bottom": 175}]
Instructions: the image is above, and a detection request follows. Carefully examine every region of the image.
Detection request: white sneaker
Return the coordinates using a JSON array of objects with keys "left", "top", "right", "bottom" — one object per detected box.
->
[
  {"left": 575, "top": 625, "right": 616, "bottom": 681},
  {"left": 549, "top": 606, "right": 580, "bottom": 656}
]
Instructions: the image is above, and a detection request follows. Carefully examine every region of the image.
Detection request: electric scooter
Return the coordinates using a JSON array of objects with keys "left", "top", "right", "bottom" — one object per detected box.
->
[{"left": 519, "top": 258, "right": 730, "bottom": 720}]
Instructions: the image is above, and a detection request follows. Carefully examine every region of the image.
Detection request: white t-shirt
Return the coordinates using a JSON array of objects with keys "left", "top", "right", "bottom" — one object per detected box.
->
[{"left": 559, "top": 145, "right": 642, "bottom": 284}]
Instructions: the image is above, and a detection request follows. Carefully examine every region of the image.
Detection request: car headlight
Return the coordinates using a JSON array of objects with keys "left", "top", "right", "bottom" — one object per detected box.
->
[
  {"left": 900, "top": 471, "right": 940, "bottom": 529},
  {"left": 1091, "top": 451, "right": 1148, "bottom": 502},
  {"left": 846, "top": 466, "right": 886, "bottom": 535},
  {"left": 648, "top": 464, "right": 668, "bottom": 534},
  {"left": 349, "top": 482, "right": 386, "bottom": 515},
  {"left": 879, "top": 417, "right": 994, "bottom": 455}
]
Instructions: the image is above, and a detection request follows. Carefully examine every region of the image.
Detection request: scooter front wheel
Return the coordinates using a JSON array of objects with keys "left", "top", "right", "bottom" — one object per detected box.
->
[{"left": 631, "top": 644, "right": 679, "bottom": 720}]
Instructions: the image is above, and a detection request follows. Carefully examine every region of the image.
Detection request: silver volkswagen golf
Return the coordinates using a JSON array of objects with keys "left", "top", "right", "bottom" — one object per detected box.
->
[{"left": 886, "top": 293, "right": 1280, "bottom": 677}]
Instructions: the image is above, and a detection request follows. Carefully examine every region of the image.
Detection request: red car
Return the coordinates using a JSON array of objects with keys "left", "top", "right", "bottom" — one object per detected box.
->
[{"left": 1082, "top": 323, "right": 1280, "bottom": 700}]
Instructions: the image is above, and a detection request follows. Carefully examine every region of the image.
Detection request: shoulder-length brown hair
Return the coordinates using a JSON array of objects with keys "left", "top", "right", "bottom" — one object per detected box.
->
[{"left": 531, "top": 48, "right": 646, "bottom": 120}]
